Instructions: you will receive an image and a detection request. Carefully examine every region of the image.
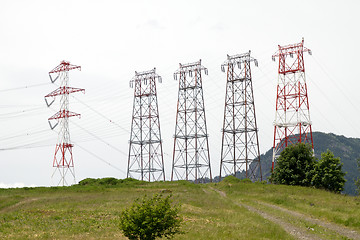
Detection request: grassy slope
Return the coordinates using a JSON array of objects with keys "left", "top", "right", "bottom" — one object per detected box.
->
[{"left": 0, "top": 179, "right": 359, "bottom": 240}]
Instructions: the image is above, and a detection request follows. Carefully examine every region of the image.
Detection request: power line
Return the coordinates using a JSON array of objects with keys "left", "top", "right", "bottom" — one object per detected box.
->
[
  {"left": 75, "top": 142, "right": 126, "bottom": 174},
  {"left": 71, "top": 120, "right": 128, "bottom": 156},
  {"left": 0, "top": 82, "right": 50, "bottom": 93}
]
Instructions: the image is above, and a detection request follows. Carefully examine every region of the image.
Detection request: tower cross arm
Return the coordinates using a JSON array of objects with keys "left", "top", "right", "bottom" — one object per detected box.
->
[
  {"left": 272, "top": 38, "right": 312, "bottom": 61},
  {"left": 48, "top": 110, "right": 81, "bottom": 120},
  {"left": 221, "top": 51, "right": 258, "bottom": 71},
  {"left": 49, "top": 61, "right": 81, "bottom": 74},
  {"left": 174, "top": 59, "right": 208, "bottom": 80},
  {"left": 45, "top": 86, "right": 85, "bottom": 98},
  {"left": 129, "top": 68, "right": 162, "bottom": 88}
]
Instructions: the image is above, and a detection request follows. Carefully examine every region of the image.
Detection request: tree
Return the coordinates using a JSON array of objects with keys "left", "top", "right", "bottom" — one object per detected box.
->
[
  {"left": 119, "top": 194, "right": 182, "bottom": 240},
  {"left": 312, "top": 150, "right": 346, "bottom": 193},
  {"left": 271, "top": 143, "right": 316, "bottom": 186}
]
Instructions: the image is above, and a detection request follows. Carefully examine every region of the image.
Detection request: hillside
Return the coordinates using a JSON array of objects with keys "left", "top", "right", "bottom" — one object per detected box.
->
[
  {"left": 258, "top": 132, "right": 360, "bottom": 195},
  {"left": 0, "top": 179, "right": 359, "bottom": 239}
]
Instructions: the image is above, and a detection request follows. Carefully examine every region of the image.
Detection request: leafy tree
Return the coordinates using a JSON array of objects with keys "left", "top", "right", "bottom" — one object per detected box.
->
[
  {"left": 119, "top": 194, "right": 182, "bottom": 240},
  {"left": 271, "top": 143, "right": 316, "bottom": 186},
  {"left": 312, "top": 150, "right": 346, "bottom": 193}
]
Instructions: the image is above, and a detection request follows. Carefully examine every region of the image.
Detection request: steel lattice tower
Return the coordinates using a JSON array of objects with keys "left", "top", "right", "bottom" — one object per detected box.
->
[
  {"left": 272, "top": 38, "right": 314, "bottom": 170},
  {"left": 45, "top": 61, "right": 84, "bottom": 186},
  {"left": 219, "top": 51, "right": 262, "bottom": 181},
  {"left": 127, "top": 68, "right": 165, "bottom": 182},
  {"left": 171, "top": 60, "right": 212, "bottom": 183}
]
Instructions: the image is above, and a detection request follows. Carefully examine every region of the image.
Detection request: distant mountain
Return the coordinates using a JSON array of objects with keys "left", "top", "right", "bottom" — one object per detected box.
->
[{"left": 258, "top": 132, "right": 360, "bottom": 195}]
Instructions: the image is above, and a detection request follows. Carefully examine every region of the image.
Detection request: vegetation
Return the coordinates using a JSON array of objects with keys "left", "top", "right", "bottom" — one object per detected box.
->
[
  {"left": 119, "top": 194, "right": 182, "bottom": 240},
  {"left": 271, "top": 143, "right": 346, "bottom": 193},
  {"left": 312, "top": 150, "right": 346, "bottom": 193},
  {"left": 257, "top": 132, "right": 360, "bottom": 195},
  {"left": 0, "top": 178, "right": 359, "bottom": 239},
  {"left": 78, "top": 177, "right": 144, "bottom": 186},
  {"left": 270, "top": 143, "right": 315, "bottom": 186}
]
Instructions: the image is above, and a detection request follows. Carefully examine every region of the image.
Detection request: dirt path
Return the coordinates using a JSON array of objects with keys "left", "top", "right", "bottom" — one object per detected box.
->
[
  {"left": 258, "top": 201, "right": 360, "bottom": 240},
  {"left": 209, "top": 187, "right": 320, "bottom": 240},
  {"left": 239, "top": 202, "right": 321, "bottom": 240},
  {"left": 0, "top": 198, "right": 38, "bottom": 213},
  {"left": 210, "top": 187, "right": 360, "bottom": 240}
]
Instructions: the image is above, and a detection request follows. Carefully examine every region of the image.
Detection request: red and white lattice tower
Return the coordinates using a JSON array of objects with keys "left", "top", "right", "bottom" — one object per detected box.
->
[
  {"left": 171, "top": 60, "right": 212, "bottom": 183},
  {"left": 219, "top": 51, "right": 262, "bottom": 181},
  {"left": 45, "top": 61, "right": 84, "bottom": 186},
  {"left": 272, "top": 38, "right": 314, "bottom": 170},
  {"left": 127, "top": 68, "right": 165, "bottom": 182}
]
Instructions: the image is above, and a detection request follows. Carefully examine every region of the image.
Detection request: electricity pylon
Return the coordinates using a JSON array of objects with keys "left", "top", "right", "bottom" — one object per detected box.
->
[
  {"left": 219, "top": 51, "right": 262, "bottom": 181},
  {"left": 45, "top": 61, "right": 84, "bottom": 186},
  {"left": 272, "top": 38, "right": 314, "bottom": 170},
  {"left": 128, "top": 68, "right": 165, "bottom": 181},
  {"left": 171, "top": 60, "right": 212, "bottom": 183}
]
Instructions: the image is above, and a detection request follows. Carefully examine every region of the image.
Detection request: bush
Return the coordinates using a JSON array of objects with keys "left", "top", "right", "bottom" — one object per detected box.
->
[
  {"left": 78, "top": 177, "right": 144, "bottom": 187},
  {"left": 271, "top": 143, "right": 347, "bottom": 193},
  {"left": 312, "top": 150, "right": 346, "bottom": 193},
  {"left": 271, "top": 143, "right": 316, "bottom": 186},
  {"left": 241, "top": 178, "right": 253, "bottom": 183},
  {"left": 119, "top": 194, "right": 182, "bottom": 240},
  {"left": 221, "top": 175, "right": 241, "bottom": 184}
]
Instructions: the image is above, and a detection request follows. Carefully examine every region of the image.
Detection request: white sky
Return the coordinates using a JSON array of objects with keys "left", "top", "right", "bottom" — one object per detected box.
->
[{"left": 0, "top": 0, "right": 359, "bottom": 187}]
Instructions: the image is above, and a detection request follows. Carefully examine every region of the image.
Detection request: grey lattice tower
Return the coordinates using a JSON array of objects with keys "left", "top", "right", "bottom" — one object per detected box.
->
[
  {"left": 171, "top": 60, "right": 212, "bottom": 183},
  {"left": 219, "top": 51, "right": 262, "bottom": 181},
  {"left": 128, "top": 68, "right": 165, "bottom": 181}
]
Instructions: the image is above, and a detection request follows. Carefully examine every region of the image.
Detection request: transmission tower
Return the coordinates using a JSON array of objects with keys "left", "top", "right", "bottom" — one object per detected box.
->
[
  {"left": 127, "top": 68, "right": 165, "bottom": 182},
  {"left": 219, "top": 51, "right": 262, "bottom": 181},
  {"left": 171, "top": 60, "right": 212, "bottom": 183},
  {"left": 272, "top": 38, "right": 314, "bottom": 170},
  {"left": 44, "top": 60, "right": 84, "bottom": 186}
]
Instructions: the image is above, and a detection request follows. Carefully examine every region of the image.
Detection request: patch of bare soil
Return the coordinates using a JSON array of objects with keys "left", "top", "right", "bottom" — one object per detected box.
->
[{"left": 258, "top": 201, "right": 360, "bottom": 240}]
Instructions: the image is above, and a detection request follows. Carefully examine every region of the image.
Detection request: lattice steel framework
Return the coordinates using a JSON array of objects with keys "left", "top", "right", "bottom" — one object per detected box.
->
[
  {"left": 272, "top": 38, "right": 314, "bottom": 170},
  {"left": 127, "top": 68, "right": 165, "bottom": 182},
  {"left": 171, "top": 60, "right": 212, "bottom": 183},
  {"left": 219, "top": 51, "right": 262, "bottom": 181},
  {"left": 45, "top": 61, "right": 84, "bottom": 186}
]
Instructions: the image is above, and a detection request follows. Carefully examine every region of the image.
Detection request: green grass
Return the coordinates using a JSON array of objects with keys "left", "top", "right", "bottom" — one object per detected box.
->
[
  {"left": 217, "top": 181, "right": 360, "bottom": 230},
  {"left": 0, "top": 178, "right": 359, "bottom": 239}
]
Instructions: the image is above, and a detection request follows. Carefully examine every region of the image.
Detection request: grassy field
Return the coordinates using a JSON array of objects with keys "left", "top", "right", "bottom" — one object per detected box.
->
[{"left": 0, "top": 178, "right": 359, "bottom": 239}]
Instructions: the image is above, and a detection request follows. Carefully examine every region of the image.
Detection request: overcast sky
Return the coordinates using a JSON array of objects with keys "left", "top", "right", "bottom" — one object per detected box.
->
[{"left": 1, "top": 0, "right": 359, "bottom": 187}]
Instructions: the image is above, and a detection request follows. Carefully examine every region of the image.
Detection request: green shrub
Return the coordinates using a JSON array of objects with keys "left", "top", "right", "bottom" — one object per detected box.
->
[
  {"left": 98, "top": 177, "right": 119, "bottom": 185},
  {"left": 119, "top": 194, "right": 182, "bottom": 240},
  {"left": 78, "top": 178, "right": 98, "bottom": 186},
  {"left": 312, "top": 150, "right": 346, "bottom": 193},
  {"left": 241, "top": 178, "right": 252, "bottom": 183},
  {"left": 78, "top": 177, "right": 145, "bottom": 187},
  {"left": 221, "top": 175, "right": 241, "bottom": 184},
  {"left": 271, "top": 144, "right": 346, "bottom": 193},
  {"left": 271, "top": 143, "right": 316, "bottom": 186}
]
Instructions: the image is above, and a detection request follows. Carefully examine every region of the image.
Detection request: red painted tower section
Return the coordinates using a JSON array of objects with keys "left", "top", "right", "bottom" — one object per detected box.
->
[
  {"left": 272, "top": 38, "right": 314, "bottom": 170},
  {"left": 45, "top": 61, "right": 84, "bottom": 186}
]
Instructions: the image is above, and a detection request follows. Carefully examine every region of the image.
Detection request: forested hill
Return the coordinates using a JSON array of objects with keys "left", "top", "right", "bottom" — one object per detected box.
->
[{"left": 259, "top": 132, "right": 360, "bottom": 195}]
